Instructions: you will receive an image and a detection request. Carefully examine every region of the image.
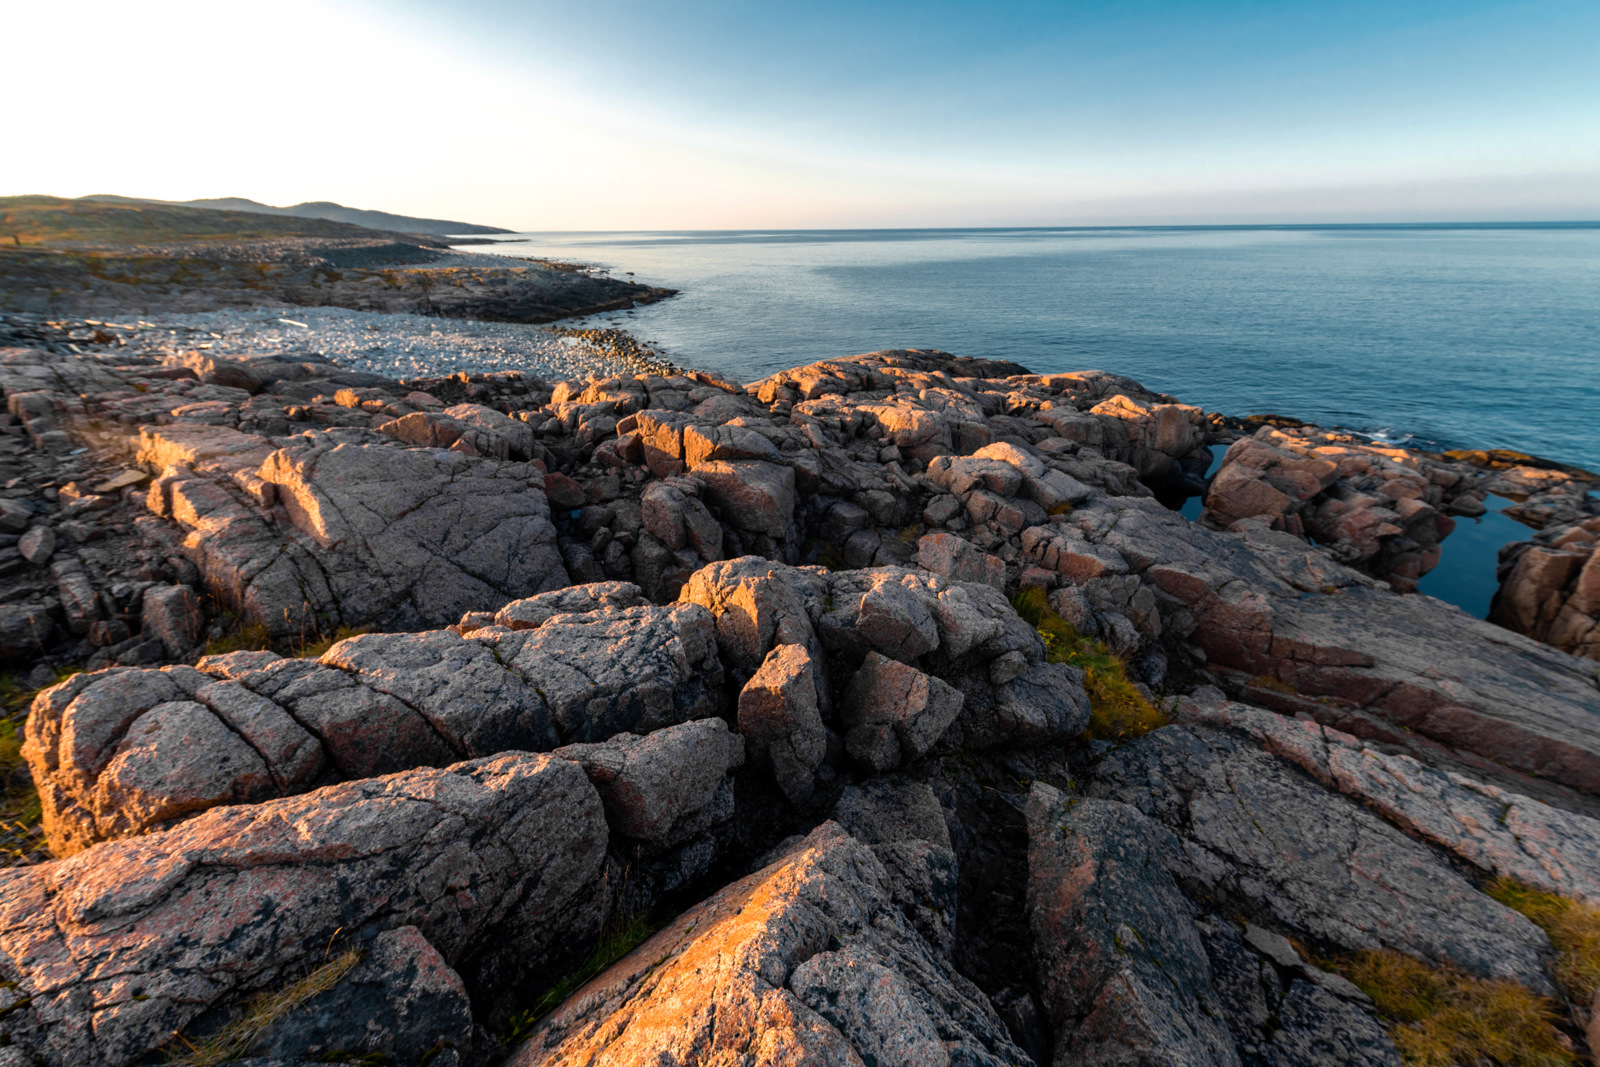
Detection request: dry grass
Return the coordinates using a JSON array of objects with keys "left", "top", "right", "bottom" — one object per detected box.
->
[
  {"left": 1340, "top": 949, "right": 1572, "bottom": 1067},
  {"left": 1011, "top": 588, "right": 1165, "bottom": 741},
  {"left": 166, "top": 948, "right": 364, "bottom": 1065},
  {"left": 1487, "top": 878, "right": 1600, "bottom": 1005}
]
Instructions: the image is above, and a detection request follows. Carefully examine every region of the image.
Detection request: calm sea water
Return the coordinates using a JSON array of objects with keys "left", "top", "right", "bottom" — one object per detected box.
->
[{"left": 477, "top": 225, "right": 1600, "bottom": 472}]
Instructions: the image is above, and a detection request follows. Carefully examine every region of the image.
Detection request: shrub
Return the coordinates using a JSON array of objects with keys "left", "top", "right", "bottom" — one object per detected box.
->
[
  {"left": 1341, "top": 949, "right": 1572, "bottom": 1067},
  {"left": 1010, "top": 587, "right": 1165, "bottom": 742}
]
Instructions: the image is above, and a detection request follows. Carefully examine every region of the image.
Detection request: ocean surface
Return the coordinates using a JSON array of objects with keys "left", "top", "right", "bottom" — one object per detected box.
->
[{"left": 475, "top": 224, "right": 1600, "bottom": 473}]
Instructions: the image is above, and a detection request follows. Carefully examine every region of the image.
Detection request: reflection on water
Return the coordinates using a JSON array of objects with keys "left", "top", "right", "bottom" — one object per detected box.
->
[
  {"left": 1177, "top": 448, "right": 1527, "bottom": 619},
  {"left": 1417, "top": 496, "right": 1530, "bottom": 619}
]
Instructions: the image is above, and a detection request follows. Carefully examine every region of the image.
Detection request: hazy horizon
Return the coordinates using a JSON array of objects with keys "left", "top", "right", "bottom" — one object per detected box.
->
[{"left": 7, "top": 0, "right": 1596, "bottom": 230}]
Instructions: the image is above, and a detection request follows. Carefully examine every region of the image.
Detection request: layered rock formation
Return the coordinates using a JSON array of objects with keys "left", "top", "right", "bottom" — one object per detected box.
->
[{"left": 1, "top": 334, "right": 1598, "bottom": 1066}]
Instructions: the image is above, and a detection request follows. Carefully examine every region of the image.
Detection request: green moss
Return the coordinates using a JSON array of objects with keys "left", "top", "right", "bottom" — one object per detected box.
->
[
  {"left": 1011, "top": 588, "right": 1165, "bottom": 742},
  {"left": 1338, "top": 949, "right": 1572, "bottom": 1067}
]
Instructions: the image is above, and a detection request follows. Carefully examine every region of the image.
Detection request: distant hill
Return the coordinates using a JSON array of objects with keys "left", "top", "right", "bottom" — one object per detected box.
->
[{"left": 77, "top": 194, "right": 511, "bottom": 236}]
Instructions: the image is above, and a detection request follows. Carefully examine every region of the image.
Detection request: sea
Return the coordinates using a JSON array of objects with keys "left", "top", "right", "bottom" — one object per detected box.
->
[
  {"left": 478, "top": 224, "right": 1600, "bottom": 472},
  {"left": 470, "top": 224, "right": 1600, "bottom": 617}
]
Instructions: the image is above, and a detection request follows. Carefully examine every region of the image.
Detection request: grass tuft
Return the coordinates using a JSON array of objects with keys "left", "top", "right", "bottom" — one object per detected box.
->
[
  {"left": 294, "top": 626, "right": 369, "bottom": 660},
  {"left": 1011, "top": 587, "right": 1165, "bottom": 742},
  {"left": 200, "top": 622, "right": 274, "bottom": 658},
  {"left": 166, "top": 948, "right": 364, "bottom": 1066},
  {"left": 1339, "top": 949, "right": 1572, "bottom": 1067},
  {"left": 1487, "top": 878, "right": 1600, "bottom": 1005},
  {"left": 502, "top": 913, "right": 660, "bottom": 1046}
]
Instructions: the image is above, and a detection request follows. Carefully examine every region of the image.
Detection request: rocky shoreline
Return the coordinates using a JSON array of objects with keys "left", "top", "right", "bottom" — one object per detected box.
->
[{"left": 0, "top": 305, "right": 1596, "bottom": 1065}]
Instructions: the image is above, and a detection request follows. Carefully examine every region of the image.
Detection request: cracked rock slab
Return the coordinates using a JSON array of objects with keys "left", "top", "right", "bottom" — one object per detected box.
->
[
  {"left": 0, "top": 753, "right": 607, "bottom": 1067},
  {"left": 506, "top": 821, "right": 1030, "bottom": 1067}
]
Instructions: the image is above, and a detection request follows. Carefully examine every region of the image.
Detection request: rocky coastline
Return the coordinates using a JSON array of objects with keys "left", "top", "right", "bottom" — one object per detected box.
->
[{"left": 0, "top": 292, "right": 1596, "bottom": 1066}]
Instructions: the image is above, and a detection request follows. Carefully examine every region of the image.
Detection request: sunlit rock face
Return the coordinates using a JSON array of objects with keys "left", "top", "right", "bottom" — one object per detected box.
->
[{"left": 4, "top": 338, "right": 1599, "bottom": 1067}]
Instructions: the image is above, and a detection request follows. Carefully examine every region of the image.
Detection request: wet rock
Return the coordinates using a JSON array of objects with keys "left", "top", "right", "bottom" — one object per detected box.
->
[
  {"left": 505, "top": 821, "right": 1028, "bottom": 1067},
  {"left": 1026, "top": 784, "right": 1241, "bottom": 1066},
  {"left": 0, "top": 753, "right": 607, "bottom": 1067},
  {"left": 1491, "top": 516, "right": 1600, "bottom": 661}
]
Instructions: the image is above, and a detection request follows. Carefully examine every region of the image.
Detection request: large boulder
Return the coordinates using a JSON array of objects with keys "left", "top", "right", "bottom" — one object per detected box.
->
[
  {"left": 0, "top": 753, "right": 607, "bottom": 1067},
  {"left": 146, "top": 429, "right": 568, "bottom": 637},
  {"left": 24, "top": 602, "right": 723, "bottom": 853},
  {"left": 1491, "top": 516, "right": 1600, "bottom": 661},
  {"left": 505, "top": 821, "right": 1029, "bottom": 1067},
  {"left": 737, "top": 642, "right": 828, "bottom": 806}
]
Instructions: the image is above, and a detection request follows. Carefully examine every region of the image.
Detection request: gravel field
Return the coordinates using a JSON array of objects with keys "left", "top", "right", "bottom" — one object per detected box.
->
[{"left": 128, "top": 306, "right": 660, "bottom": 382}]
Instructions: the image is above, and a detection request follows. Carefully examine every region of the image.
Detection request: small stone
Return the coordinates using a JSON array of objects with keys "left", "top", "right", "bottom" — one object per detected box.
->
[{"left": 18, "top": 525, "right": 55, "bottom": 564}]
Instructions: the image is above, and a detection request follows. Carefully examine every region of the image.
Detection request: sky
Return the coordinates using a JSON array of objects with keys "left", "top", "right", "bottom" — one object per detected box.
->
[{"left": 5, "top": 0, "right": 1597, "bottom": 228}]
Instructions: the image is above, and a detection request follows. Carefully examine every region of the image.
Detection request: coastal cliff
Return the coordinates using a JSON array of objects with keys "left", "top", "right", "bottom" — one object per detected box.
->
[{"left": 0, "top": 315, "right": 1594, "bottom": 1065}]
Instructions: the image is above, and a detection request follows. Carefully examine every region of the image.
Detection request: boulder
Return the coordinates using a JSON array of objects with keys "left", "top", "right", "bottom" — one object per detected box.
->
[
  {"left": 918, "top": 531, "right": 1005, "bottom": 590},
  {"left": 17, "top": 524, "right": 55, "bottom": 565},
  {"left": 737, "top": 643, "right": 827, "bottom": 806},
  {"left": 692, "top": 459, "right": 796, "bottom": 540},
  {"left": 678, "top": 556, "right": 828, "bottom": 675},
  {"left": 505, "top": 822, "right": 1028, "bottom": 1067},
  {"left": 139, "top": 583, "right": 205, "bottom": 657},
  {"left": 0, "top": 753, "right": 607, "bottom": 1067},
  {"left": 490, "top": 581, "right": 646, "bottom": 630},
  {"left": 26, "top": 602, "right": 721, "bottom": 853},
  {"left": 841, "top": 651, "right": 964, "bottom": 771},
  {"left": 154, "top": 433, "right": 568, "bottom": 637},
  {"left": 0, "top": 602, "right": 54, "bottom": 661},
  {"left": 1491, "top": 518, "right": 1600, "bottom": 661},
  {"left": 555, "top": 718, "right": 745, "bottom": 846}
]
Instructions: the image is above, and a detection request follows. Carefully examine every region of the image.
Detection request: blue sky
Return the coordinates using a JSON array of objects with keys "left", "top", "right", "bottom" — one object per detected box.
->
[{"left": 6, "top": 0, "right": 1597, "bottom": 227}]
